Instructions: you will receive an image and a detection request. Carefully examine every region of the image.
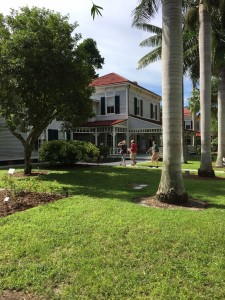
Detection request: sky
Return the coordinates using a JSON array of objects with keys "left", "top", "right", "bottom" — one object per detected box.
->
[{"left": 1, "top": 0, "right": 192, "bottom": 105}]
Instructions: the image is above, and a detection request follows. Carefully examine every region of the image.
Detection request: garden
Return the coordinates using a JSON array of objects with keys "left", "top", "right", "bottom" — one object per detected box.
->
[{"left": 0, "top": 160, "right": 225, "bottom": 299}]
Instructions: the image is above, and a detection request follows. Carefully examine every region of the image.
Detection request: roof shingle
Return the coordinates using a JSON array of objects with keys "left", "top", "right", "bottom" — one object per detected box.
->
[{"left": 90, "top": 73, "right": 129, "bottom": 87}]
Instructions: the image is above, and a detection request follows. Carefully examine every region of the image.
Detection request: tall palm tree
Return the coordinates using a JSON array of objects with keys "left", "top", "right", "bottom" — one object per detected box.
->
[
  {"left": 212, "top": 7, "right": 225, "bottom": 167},
  {"left": 198, "top": 0, "right": 215, "bottom": 176},
  {"left": 133, "top": 21, "right": 200, "bottom": 163},
  {"left": 184, "top": 1, "right": 225, "bottom": 169},
  {"left": 133, "top": 0, "right": 188, "bottom": 204},
  {"left": 156, "top": 0, "right": 187, "bottom": 203}
]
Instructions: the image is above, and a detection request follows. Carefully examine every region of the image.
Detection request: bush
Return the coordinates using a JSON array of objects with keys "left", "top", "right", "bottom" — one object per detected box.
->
[
  {"left": 39, "top": 140, "right": 100, "bottom": 165},
  {"left": 98, "top": 145, "right": 111, "bottom": 159}
]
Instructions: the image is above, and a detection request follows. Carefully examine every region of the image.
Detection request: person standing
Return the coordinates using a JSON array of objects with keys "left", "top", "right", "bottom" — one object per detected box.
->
[
  {"left": 149, "top": 140, "right": 160, "bottom": 168},
  {"left": 118, "top": 140, "right": 127, "bottom": 166},
  {"left": 130, "top": 139, "right": 137, "bottom": 166}
]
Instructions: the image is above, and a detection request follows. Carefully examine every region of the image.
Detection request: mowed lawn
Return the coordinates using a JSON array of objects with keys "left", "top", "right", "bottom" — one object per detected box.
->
[{"left": 0, "top": 163, "right": 225, "bottom": 300}]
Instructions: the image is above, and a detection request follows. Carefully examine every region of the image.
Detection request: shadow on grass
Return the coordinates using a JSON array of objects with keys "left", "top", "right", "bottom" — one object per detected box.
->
[
  {"left": 38, "top": 165, "right": 160, "bottom": 202},
  {"left": 30, "top": 164, "right": 225, "bottom": 210}
]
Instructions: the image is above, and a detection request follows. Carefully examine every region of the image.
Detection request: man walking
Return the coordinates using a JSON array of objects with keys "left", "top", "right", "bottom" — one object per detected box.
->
[
  {"left": 130, "top": 140, "right": 137, "bottom": 166},
  {"left": 150, "top": 140, "right": 160, "bottom": 168}
]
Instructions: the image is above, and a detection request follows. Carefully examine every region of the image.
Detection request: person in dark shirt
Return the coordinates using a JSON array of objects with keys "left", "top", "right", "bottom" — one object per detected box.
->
[
  {"left": 118, "top": 140, "right": 128, "bottom": 166},
  {"left": 149, "top": 140, "right": 159, "bottom": 168}
]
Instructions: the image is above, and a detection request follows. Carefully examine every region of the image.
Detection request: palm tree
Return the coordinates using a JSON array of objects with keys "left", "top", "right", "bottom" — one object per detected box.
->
[
  {"left": 184, "top": 1, "right": 225, "bottom": 169},
  {"left": 197, "top": 1, "right": 215, "bottom": 176},
  {"left": 133, "top": 0, "right": 188, "bottom": 204},
  {"left": 156, "top": 0, "right": 188, "bottom": 203},
  {"left": 133, "top": 21, "right": 201, "bottom": 163},
  {"left": 212, "top": 7, "right": 225, "bottom": 167}
]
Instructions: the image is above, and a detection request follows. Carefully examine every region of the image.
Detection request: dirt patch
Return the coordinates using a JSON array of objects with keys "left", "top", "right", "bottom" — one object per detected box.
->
[
  {"left": 0, "top": 190, "right": 64, "bottom": 218},
  {"left": 0, "top": 290, "right": 45, "bottom": 300},
  {"left": 11, "top": 171, "right": 48, "bottom": 178},
  {"left": 140, "top": 196, "right": 208, "bottom": 210}
]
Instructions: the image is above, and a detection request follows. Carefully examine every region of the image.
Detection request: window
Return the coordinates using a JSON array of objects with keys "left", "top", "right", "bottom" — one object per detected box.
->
[
  {"left": 185, "top": 120, "right": 191, "bottom": 129},
  {"left": 134, "top": 97, "right": 143, "bottom": 116},
  {"left": 48, "top": 129, "right": 58, "bottom": 141},
  {"left": 107, "top": 97, "right": 115, "bottom": 114},
  {"left": 101, "top": 96, "right": 120, "bottom": 115},
  {"left": 187, "top": 137, "right": 191, "bottom": 145}
]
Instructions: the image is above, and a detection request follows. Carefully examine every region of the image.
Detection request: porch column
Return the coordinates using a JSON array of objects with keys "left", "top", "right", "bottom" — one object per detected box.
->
[
  {"left": 95, "top": 128, "right": 98, "bottom": 146},
  {"left": 113, "top": 126, "right": 116, "bottom": 152}
]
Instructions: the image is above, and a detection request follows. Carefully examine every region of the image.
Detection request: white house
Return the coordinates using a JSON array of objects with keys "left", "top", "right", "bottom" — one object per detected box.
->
[
  {"left": 73, "top": 73, "right": 162, "bottom": 154},
  {"left": 1, "top": 72, "right": 198, "bottom": 164}
]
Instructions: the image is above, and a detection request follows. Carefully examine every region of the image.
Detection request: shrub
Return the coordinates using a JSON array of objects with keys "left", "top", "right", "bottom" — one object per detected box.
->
[
  {"left": 39, "top": 140, "right": 100, "bottom": 165},
  {"left": 98, "top": 145, "right": 111, "bottom": 159}
]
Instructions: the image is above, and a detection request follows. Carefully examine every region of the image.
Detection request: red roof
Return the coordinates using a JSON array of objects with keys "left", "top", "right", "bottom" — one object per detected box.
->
[
  {"left": 90, "top": 73, "right": 129, "bottom": 87},
  {"left": 82, "top": 119, "right": 126, "bottom": 127},
  {"left": 184, "top": 108, "right": 191, "bottom": 117},
  {"left": 196, "top": 130, "right": 201, "bottom": 137}
]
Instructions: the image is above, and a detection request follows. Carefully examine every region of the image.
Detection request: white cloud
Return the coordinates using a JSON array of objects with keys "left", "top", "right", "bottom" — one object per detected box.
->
[{"left": 1, "top": 0, "right": 192, "bottom": 104}]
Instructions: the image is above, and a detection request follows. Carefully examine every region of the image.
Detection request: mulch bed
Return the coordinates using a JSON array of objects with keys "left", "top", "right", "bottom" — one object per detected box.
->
[
  {"left": 140, "top": 196, "right": 209, "bottom": 210},
  {"left": 0, "top": 190, "right": 63, "bottom": 218}
]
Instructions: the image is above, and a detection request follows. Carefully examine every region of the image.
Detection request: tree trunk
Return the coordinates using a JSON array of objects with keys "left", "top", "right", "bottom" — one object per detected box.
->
[
  {"left": 181, "top": 78, "right": 188, "bottom": 163},
  {"left": 24, "top": 144, "right": 33, "bottom": 175},
  {"left": 198, "top": 2, "right": 215, "bottom": 177},
  {"left": 156, "top": 0, "right": 188, "bottom": 204},
  {"left": 191, "top": 110, "right": 197, "bottom": 146},
  {"left": 215, "top": 68, "right": 225, "bottom": 167}
]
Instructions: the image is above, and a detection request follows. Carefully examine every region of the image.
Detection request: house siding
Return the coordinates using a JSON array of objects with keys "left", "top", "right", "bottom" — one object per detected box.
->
[
  {"left": 94, "top": 88, "right": 127, "bottom": 120},
  {"left": 0, "top": 117, "right": 37, "bottom": 161},
  {"left": 129, "top": 88, "right": 160, "bottom": 121}
]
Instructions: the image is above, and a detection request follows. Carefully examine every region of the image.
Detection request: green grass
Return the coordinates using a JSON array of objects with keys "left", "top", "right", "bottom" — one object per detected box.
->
[
  {"left": 140, "top": 154, "right": 225, "bottom": 173},
  {"left": 0, "top": 164, "right": 225, "bottom": 300}
]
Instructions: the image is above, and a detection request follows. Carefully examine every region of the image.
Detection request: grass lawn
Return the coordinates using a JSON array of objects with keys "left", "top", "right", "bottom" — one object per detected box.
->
[{"left": 0, "top": 162, "right": 225, "bottom": 300}]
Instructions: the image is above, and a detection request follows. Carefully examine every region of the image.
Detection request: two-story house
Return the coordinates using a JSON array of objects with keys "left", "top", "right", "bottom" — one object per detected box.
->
[
  {"left": 0, "top": 73, "right": 162, "bottom": 163},
  {"left": 73, "top": 73, "right": 162, "bottom": 154}
]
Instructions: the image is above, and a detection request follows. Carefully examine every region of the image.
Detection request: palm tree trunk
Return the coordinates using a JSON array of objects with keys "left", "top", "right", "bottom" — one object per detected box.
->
[
  {"left": 198, "top": 2, "right": 215, "bottom": 177},
  {"left": 156, "top": 0, "right": 188, "bottom": 204},
  {"left": 216, "top": 68, "right": 225, "bottom": 167},
  {"left": 191, "top": 110, "right": 197, "bottom": 146},
  {"left": 181, "top": 78, "right": 188, "bottom": 163}
]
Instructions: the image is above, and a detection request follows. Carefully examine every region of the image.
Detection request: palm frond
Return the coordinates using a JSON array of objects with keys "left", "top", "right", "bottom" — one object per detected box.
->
[
  {"left": 137, "top": 47, "right": 161, "bottom": 70},
  {"left": 140, "top": 35, "right": 161, "bottom": 48},
  {"left": 132, "top": 0, "right": 161, "bottom": 26},
  {"left": 134, "top": 22, "right": 162, "bottom": 34}
]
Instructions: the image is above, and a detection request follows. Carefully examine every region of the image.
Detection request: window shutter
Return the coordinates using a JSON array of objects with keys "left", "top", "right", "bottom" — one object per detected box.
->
[
  {"left": 101, "top": 97, "right": 105, "bottom": 115},
  {"left": 115, "top": 96, "right": 120, "bottom": 114},
  {"left": 134, "top": 97, "right": 137, "bottom": 115},
  {"left": 140, "top": 100, "right": 143, "bottom": 116},
  {"left": 155, "top": 105, "right": 158, "bottom": 119}
]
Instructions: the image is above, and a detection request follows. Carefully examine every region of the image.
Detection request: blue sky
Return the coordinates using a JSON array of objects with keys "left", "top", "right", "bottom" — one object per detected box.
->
[{"left": 1, "top": 0, "right": 192, "bottom": 105}]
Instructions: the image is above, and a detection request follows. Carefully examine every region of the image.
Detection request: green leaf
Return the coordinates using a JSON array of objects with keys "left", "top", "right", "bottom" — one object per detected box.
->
[{"left": 91, "top": 3, "right": 103, "bottom": 20}]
